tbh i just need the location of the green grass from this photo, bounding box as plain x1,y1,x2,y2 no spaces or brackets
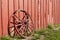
0,36,14,40
31,24,60,40
1,24,60,40
0,36,24,40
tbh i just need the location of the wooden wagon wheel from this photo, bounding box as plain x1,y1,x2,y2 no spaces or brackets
8,10,34,37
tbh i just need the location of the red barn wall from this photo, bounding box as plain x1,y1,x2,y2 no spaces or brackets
0,0,60,36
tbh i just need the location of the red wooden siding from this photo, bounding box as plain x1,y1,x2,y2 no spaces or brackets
0,0,2,37
0,0,60,36
54,0,60,24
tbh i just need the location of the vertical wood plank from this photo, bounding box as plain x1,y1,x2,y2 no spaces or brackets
19,0,24,10
55,0,57,24
49,0,53,24
14,0,18,11
0,0,2,37
38,0,41,29
28,0,32,17
9,0,14,17
34,0,36,30
35,0,39,30
19,0,24,19
32,0,36,30
43,0,47,28
52,0,55,23
54,0,57,24
47,0,49,25
44,0,49,28
24,0,28,11
40,0,44,29
2,0,8,36
56,0,60,24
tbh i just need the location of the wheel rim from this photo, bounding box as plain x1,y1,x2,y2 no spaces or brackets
8,10,34,37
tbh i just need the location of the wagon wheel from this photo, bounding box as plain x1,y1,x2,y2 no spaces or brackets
8,10,34,37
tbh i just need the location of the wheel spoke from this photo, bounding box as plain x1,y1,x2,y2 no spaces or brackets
14,15,21,20
10,22,14,24
10,29,14,33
